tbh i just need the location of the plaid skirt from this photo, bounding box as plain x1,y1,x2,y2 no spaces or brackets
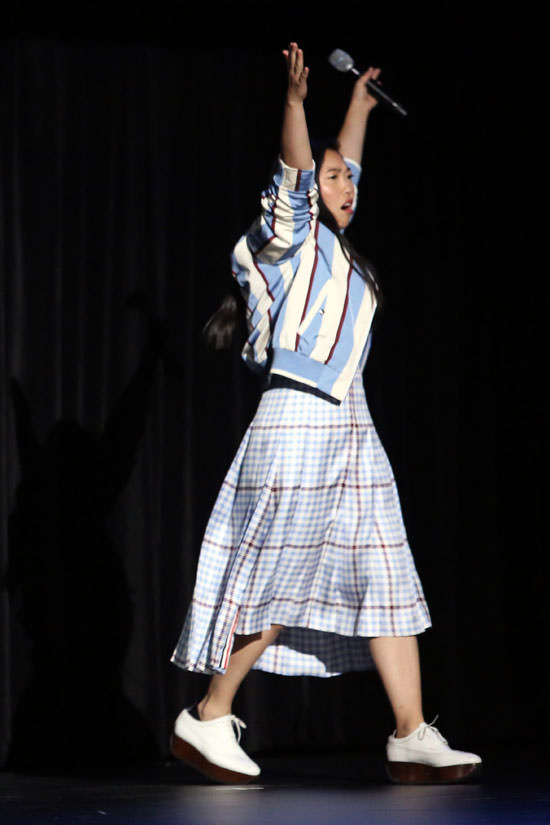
171,370,431,677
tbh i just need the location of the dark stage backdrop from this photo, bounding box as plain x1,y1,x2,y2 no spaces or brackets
0,6,544,768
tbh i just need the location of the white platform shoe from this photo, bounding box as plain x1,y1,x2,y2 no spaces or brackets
386,720,482,784
170,708,261,783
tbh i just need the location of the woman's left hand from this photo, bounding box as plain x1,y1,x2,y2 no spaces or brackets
351,67,382,111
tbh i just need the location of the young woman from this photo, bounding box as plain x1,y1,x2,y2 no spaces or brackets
170,43,481,785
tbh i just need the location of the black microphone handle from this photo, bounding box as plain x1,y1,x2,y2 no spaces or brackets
365,77,408,117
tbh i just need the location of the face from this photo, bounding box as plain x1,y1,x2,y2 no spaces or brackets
318,149,355,230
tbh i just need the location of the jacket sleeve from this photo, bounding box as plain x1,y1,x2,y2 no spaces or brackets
230,160,318,372
245,158,318,265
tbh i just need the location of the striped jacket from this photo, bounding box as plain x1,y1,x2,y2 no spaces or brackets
231,157,377,404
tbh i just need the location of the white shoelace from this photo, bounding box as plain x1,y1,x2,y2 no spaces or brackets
418,715,448,745
228,715,247,742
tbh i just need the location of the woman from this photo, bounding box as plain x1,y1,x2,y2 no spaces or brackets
170,43,481,785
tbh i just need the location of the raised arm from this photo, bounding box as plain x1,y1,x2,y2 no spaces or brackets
280,43,313,170
235,43,319,271
337,67,381,165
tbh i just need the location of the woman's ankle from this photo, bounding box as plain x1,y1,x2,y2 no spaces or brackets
197,696,232,721
395,716,425,738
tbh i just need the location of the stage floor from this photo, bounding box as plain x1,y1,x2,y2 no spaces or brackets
1,748,549,825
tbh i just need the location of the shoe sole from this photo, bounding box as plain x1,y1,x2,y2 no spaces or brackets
170,734,259,784
386,760,482,784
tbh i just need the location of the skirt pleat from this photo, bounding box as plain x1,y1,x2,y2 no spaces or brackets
171,371,431,677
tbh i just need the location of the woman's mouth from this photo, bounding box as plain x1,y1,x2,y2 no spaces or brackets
341,200,353,212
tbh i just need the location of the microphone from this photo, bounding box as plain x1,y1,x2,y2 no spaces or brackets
328,49,408,117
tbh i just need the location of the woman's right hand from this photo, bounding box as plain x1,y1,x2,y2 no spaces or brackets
280,42,313,169
282,42,309,104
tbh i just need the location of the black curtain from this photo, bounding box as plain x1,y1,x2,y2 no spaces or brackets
1,6,545,768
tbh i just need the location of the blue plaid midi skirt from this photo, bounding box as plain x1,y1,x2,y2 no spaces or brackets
171,370,431,677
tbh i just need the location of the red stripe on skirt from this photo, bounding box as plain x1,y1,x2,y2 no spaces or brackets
221,610,241,670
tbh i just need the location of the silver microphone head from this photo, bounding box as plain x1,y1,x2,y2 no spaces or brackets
328,49,355,73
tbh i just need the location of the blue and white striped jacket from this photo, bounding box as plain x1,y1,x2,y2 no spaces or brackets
231,157,377,404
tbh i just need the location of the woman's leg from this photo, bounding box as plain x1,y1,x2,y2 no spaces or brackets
368,635,424,737
370,634,482,783
172,626,284,782
197,625,283,720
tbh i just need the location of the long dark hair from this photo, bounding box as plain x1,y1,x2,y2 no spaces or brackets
311,138,380,300
203,142,380,350
202,291,242,351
